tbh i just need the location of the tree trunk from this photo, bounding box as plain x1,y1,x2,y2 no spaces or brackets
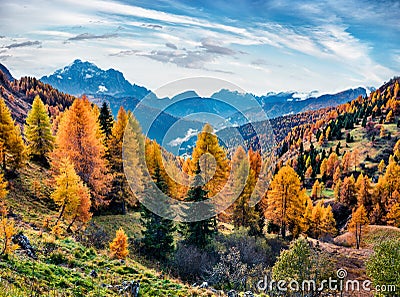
66,215,77,233
55,203,66,225
281,222,286,239
121,199,126,215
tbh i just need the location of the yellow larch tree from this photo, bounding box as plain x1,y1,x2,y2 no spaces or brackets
51,158,92,230
191,124,229,197
265,165,308,238
109,227,129,259
0,216,17,256
0,173,7,215
24,95,55,162
356,174,372,210
348,205,369,249
378,159,386,175
386,203,400,227
0,96,26,171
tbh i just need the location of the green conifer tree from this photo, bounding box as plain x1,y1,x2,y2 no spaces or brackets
184,164,216,248
98,102,114,140
141,164,176,261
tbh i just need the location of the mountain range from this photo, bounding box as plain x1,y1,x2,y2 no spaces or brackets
41,60,370,121
1,60,374,155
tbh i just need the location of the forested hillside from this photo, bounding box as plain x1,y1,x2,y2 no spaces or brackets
0,73,399,296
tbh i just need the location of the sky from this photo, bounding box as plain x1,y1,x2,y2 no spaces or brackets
0,0,399,95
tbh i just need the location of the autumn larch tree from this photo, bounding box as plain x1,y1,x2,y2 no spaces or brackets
356,173,372,210
326,152,339,180
52,97,111,207
311,180,324,200
231,147,260,234
265,165,308,238
109,227,129,259
0,173,7,216
321,205,337,238
352,148,360,172
333,166,341,186
191,124,229,197
378,159,385,175
0,216,16,256
24,95,55,164
108,106,137,213
51,158,92,231
386,203,400,227
342,151,352,175
0,96,26,171
340,175,357,206
348,205,369,249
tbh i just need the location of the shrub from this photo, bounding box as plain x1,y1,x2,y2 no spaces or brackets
76,222,110,249
47,250,67,265
172,243,217,281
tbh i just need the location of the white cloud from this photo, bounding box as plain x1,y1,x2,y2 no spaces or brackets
0,0,396,96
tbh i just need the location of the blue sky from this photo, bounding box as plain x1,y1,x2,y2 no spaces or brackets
0,0,398,95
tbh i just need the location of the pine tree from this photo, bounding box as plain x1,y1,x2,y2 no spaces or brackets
98,102,114,139
51,158,92,230
24,95,54,163
52,97,111,207
184,167,216,248
265,165,308,238
348,205,369,249
109,228,129,259
0,96,26,171
141,164,176,262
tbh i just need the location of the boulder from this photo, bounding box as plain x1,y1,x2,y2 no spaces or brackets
227,290,238,297
12,232,37,259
